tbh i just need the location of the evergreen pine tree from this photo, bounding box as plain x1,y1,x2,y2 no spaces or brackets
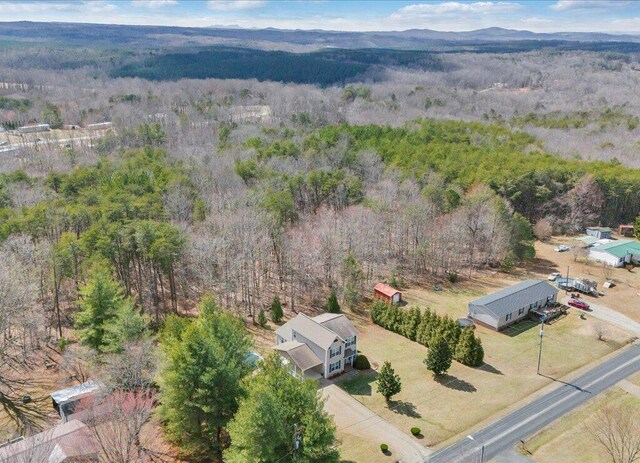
376,361,402,402
74,267,125,352
325,289,341,313
258,309,268,328
424,336,452,376
270,295,284,323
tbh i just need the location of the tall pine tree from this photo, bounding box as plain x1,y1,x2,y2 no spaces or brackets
224,354,339,463
424,336,452,377
157,295,251,460
74,267,126,352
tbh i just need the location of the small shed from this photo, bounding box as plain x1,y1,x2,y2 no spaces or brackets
619,225,634,237
373,283,402,304
50,380,104,422
586,227,612,240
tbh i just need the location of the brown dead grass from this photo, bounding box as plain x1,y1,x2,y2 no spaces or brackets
523,387,640,463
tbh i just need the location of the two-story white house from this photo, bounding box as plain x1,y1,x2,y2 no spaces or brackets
274,313,358,380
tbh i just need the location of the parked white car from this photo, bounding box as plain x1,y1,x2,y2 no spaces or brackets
554,245,570,252
548,272,562,281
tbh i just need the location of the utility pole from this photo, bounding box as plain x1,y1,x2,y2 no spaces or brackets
467,435,485,463
537,317,545,375
565,265,570,295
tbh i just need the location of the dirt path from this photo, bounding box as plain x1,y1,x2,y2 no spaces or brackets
618,379,640,397
321,384,431,463
560,296,640,337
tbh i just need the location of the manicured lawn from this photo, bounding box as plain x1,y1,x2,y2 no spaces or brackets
339,308,631,449
523,387,640,463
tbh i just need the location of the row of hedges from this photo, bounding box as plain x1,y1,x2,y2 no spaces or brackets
370,301,484,367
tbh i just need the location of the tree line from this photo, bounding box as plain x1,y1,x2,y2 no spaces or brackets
371,300,484,368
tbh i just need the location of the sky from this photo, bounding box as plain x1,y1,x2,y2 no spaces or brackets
1,0,639,34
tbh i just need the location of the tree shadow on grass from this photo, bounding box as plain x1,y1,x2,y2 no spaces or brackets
389,399,422,418
435,374,477,392
339,371,378,396
481,363,503,375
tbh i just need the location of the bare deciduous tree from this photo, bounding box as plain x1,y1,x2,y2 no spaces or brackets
587,403,640,463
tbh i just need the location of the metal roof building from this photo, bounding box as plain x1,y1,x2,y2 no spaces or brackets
468,280,558,331
589,239,640,267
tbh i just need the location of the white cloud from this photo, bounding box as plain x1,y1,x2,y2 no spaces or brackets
1,1,117,14
550,1,626,11
132,0,178,8
391,1,520,18
207,0,266,11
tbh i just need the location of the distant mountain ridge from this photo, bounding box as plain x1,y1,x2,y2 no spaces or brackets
1,21,639,50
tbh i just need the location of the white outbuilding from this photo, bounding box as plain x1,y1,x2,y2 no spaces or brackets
588,239,640,267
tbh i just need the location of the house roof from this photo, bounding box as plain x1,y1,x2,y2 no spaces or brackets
313,313,358,340
591,239,640,258
469,280,558,318
274,341,323,371
0,420,98,463
275,313,340,349
374,283,400,297
50,380,103,406
587,227,612,232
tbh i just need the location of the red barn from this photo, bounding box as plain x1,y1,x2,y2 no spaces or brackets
374,283,402,304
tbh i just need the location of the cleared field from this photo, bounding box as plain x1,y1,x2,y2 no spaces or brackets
524,387,640,463
338,307,630,449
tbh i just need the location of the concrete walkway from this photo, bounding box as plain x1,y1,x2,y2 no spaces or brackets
560,295,640,337
321,384,431,463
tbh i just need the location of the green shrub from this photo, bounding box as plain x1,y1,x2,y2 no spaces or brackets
353,354,371,370
447,271,458,283
257,309,268,328
411,427,421,436
380,444,388,453
57,336,71,352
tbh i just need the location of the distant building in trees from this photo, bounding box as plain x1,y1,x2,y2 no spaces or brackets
588,239,640,267
586,227,612,240
18,123,50,134
618,224,634,237
373,283,402,304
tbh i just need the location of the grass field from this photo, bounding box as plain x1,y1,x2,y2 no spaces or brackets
337,306,630,449
523,387,640,463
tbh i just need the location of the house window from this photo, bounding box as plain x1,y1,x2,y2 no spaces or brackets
329,360,341,373
345,337,356,348
506,313,512,321
329,346,342,358
519,308,526,316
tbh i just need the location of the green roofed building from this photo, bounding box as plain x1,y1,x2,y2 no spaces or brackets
588,239,640,267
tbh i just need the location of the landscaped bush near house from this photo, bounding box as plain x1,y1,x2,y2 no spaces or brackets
370,300,484,367
411,427,421,436
380,443,388,453
353,354,371,370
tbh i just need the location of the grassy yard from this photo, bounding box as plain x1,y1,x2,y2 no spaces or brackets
338,307,631,449
523,387,640,463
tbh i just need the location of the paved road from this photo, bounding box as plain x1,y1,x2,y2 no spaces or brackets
560,295,640,337
321,384,432,463
427,344,640,463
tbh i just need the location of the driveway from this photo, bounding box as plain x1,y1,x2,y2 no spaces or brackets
560,295,640,337
321,384,431,463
